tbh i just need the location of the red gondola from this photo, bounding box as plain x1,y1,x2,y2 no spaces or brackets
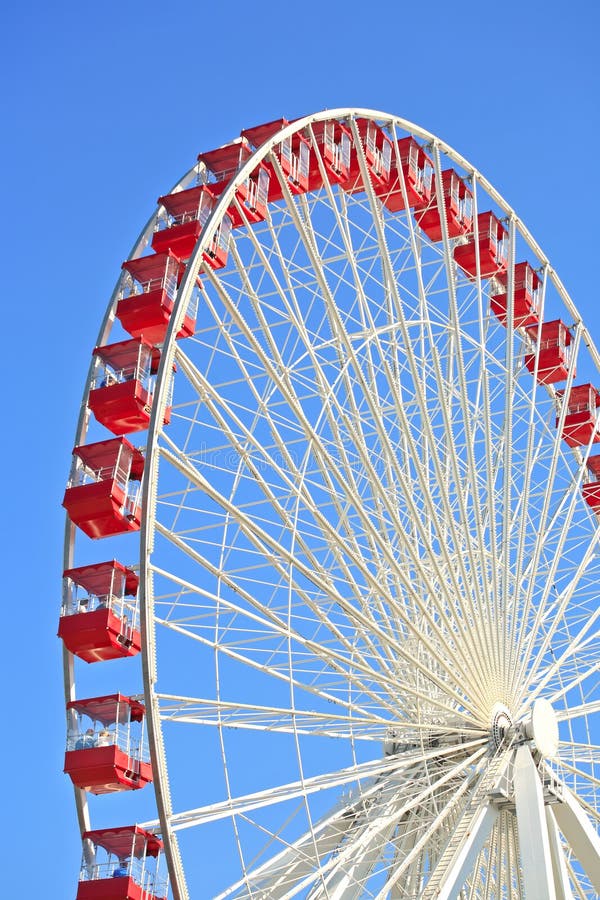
524,320,573,384
339,118,392,194
59,561,141,663
77,826,167,900
453,211,507,279
491,262,541,328
88,339,170,434
152,184,232,268
198,138,270,227
242,118,311,202
415,168,472,241
556,384,600,448
62,437,144,539
582,455,600,513
375,137,433,212
65,694,153,795
117,251,197,344
307,120,352,190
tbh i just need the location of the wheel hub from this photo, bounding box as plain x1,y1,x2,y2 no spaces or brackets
489,699,559,758
490,703,513,751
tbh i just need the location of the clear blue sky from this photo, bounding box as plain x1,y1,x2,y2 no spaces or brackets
1,1,598,896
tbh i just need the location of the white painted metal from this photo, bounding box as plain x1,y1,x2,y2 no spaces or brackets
553,788,600,894
545,807,575,900
424,803,498,900
514,745,556,900
63,109,600,898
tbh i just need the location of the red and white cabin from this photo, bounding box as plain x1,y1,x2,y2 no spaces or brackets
198,138,270,227
242,117,311,202
62,437,144,539
524,319,573,385
491,262,541,329
65,694,153,795
582,455,600,514
555,383,600,448
453,211,507,279
88,339,170,435
117,251,197,344
339,118,393,194
151,184,232,268
415,168,472,241
307,120,352,190
375,137,433,213
77,826,167,900
59,561,141,663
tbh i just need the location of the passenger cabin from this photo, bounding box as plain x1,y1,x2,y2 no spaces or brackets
77,826,167,900
198,138,270,227
117,251,197,344
453,211,507,279
62,437,144,539
555,384,600,448
582,455,600,514
415,168,472,241
242,118,311,202
524,320,573,384
151,184,232,268
65,694,152,794
339,119,392,194
491,262,541,328
88,339,170,434
375,137,433,212
59,561,141,663
307,120,352,190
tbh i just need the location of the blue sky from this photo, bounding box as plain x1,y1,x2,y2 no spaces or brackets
1,1,598,896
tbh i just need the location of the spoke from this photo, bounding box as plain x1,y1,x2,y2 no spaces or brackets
158,438,482,721
526,617,600,709
508,262,550,683
163,740,485,833
152,529,480,726
174,340,473,689
187,255,487,700
151,556,406,720
515,517,600,712
557,701,600,722
157,692,391,738
214,773,395,899
309,744,489,900
509,325,585,699
157,691,483,740
352,132,500,703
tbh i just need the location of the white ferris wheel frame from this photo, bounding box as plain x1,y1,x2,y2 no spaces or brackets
63,108,600,900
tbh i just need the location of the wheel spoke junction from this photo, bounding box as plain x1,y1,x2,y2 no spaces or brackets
61,111,600,898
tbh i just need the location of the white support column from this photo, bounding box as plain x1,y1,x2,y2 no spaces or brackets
545,807,574,900
552,785,600,894
513,745,556,900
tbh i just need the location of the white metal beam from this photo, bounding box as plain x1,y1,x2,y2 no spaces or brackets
428,802,499,900
513,745,556,900
545,807,574,900
553,785,600,894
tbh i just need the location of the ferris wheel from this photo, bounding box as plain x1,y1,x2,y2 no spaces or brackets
61,108,600,899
